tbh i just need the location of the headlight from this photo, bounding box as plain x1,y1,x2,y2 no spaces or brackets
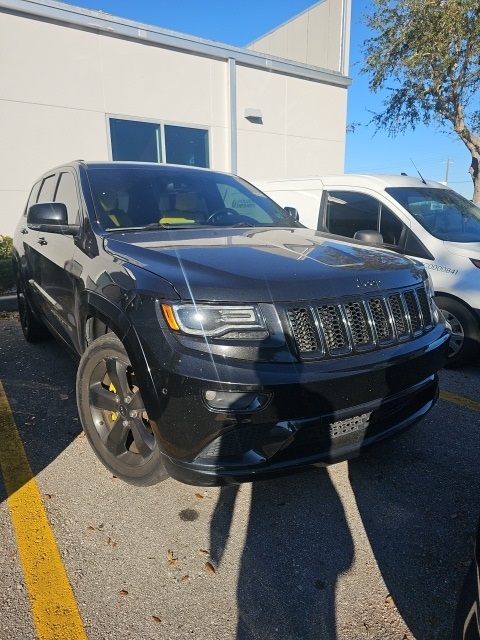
424,272,442,325
161,303,268,339
424,271,435,299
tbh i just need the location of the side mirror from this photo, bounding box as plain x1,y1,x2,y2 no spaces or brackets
27,202,79,235
353,229,384,245
284,206,299,221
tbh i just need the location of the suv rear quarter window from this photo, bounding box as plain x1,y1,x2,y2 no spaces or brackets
37,174,57,204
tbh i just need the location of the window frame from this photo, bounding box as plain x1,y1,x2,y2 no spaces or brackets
107,115,211,168
54,170,82,225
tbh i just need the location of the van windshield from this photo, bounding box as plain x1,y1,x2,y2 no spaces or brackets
386,187,480,243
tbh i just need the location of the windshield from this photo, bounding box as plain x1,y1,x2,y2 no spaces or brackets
86,166,299,231
386,186,480,243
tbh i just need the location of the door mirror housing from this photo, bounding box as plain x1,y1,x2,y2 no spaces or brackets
27,202,79,235
284,206,299,221
353,229,384,245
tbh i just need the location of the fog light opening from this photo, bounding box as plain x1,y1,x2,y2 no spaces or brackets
202,390,272,413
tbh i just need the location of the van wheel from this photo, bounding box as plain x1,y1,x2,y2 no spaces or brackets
76,334,168,486
435,296,480,368
17,279,50,342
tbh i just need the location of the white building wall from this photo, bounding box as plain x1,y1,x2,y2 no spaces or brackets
0,1,350,236
0,11,232,236
235,65,346,181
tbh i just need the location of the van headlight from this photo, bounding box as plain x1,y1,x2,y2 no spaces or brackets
160,303,268,339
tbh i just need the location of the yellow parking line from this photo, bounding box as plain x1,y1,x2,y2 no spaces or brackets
440,389,480,413
0,381,87,640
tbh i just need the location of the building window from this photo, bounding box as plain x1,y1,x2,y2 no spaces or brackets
109,118,209,167
164,125,209,167
110,119,161,163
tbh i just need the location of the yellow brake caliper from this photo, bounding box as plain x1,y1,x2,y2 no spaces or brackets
109,383,118,421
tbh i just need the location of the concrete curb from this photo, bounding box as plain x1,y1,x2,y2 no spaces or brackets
0,294,18,312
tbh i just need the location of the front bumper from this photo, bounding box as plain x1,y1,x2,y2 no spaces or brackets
145,324,449,485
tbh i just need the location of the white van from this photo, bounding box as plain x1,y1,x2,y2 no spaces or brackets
254,174,480,366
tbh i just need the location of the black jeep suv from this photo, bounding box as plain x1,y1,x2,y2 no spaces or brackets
13,161,449,486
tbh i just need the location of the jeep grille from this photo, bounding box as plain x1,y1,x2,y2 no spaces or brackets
287,285,434,360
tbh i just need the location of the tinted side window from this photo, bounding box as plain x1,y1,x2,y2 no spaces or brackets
37,174,57,204
326,190,405,247
326,191,379,237
54,172,80,224
379,207,405,246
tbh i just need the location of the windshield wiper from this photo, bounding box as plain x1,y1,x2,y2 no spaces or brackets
104,222,168,232
230,222,255,228
140,222,169,230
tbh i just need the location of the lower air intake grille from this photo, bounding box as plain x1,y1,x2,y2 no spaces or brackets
287,284,434,360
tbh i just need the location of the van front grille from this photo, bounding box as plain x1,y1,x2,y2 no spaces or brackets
287,285,434,360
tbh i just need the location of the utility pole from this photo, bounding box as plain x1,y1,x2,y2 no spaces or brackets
444,157,452,185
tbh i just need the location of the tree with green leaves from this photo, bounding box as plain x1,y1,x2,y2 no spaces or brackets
361,0,480,201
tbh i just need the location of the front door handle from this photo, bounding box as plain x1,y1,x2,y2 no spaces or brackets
38,237,47,246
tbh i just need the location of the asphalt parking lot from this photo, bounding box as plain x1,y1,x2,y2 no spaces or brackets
0,310,479,640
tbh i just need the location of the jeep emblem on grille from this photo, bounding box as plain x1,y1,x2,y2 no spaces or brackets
356,278,382,290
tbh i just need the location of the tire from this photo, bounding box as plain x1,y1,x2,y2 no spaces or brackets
76,334,168,486
17,278,50,342
435,296,480,368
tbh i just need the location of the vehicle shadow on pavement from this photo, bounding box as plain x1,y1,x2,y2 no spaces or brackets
0,317,81,502
348,402,480,640
210,469,353,639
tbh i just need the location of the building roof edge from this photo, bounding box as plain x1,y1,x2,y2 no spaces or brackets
0,0,351,87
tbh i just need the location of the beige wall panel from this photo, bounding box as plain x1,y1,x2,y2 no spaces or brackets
0,100,108,235
285,137,345,176
285,76,347,141
249,27,288,58
236,131,287,180
248,0,343,71
283,13,309,64
237,131,344,182
0,191,28,237
99,37,228,127
208,126,230,170
305,5,332,69
324,0,343,71
0,12,104,111
236,66,286,134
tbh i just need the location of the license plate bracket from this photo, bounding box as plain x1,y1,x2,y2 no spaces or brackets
329,412,372,439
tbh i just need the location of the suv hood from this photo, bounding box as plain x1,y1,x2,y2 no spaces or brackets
105,227,423,302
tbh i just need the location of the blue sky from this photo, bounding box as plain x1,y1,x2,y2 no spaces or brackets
64,0,474,199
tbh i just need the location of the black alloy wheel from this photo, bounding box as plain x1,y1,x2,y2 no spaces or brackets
76,334,167,486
